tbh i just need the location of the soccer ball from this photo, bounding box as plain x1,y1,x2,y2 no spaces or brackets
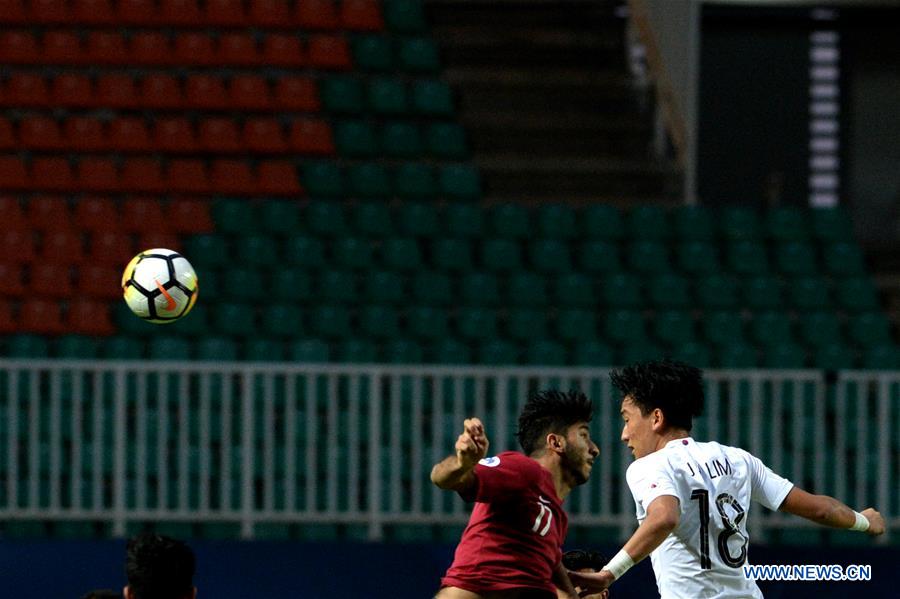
121,248,198,323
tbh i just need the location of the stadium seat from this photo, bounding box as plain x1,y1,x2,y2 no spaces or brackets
834,277,880,312
741,276,783,311
227,268,267,302
244,118,288,153
717,343,758,368
284,236,325,268
55,334,100,359
383,339,424,363
87,231,133,266
719,207,761,240
122,198,167,234
536,205,577,239
0,31,38,63
582,204,623,240
504,308,546,340
67,299,114,336
353,202,394,237
766,207,810,241
262,33,305,67
211,303,256,337
672,206,715,240
289,339,330,362
394,163,437,198
676,241,719,275
319,271,357,304
477,340,519,365
411,80,454,116
260,305,304,339
695,274,739,310
5,73,49,107
506,272,548,307
196,337,239,361
199,118,241,152
701,311,745,347
862,345,899,369
799,312,843,348
814,344,857,370
488,204,530,238
671,341,712,367
310,305,352,339
823,242,865,275
273,77,319,111
381,121,424,158
360,306,401,338
529,240,571,274
459,272,500,307
29,263,72,298
444,204,484,238
847,312,892,348
148,336,192,361
306,201,347,236
0,263,25,298
573,340,615,366
86,31,127,65
398,37,440,72
321,76,364,113
32,158,74,191
19,116,64,150
301,161,344,197
27,195,70,231
604,310,646,344
41,231,84,265
426,122,468,159
787,276,831,310
480,239,522,272
353,35,392,71
75,264,121,300
348,163,392,198
749,311,794,347
811,208,853,242
290,119,334,155
620,342,665,364
335,120,378,157
397,202,438,237
525,340,567,366
5,334,50,357
245,339,285,362
271,269,313,303
601,273,642,309
626,205,667,240
577,241,621,274
430,339,472,364
20,299,65,335
553,272,595,308
726,241,769,275
333,237,374,270
627,241,669,273
365,270,405,305
439,164,481,201
131,32,169,65
456,308,498,340
775,242,818,275
647,274,691,309
406,305,450,339
761,343,807,369
184,235,229,268
653,310,695,346
555,309,597,342
430,238,473,272
384,0,428,32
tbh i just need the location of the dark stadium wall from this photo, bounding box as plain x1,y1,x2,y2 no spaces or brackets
6,539,899,598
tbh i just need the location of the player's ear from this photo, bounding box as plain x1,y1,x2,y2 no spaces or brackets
546,432,565,454
651,408,666,432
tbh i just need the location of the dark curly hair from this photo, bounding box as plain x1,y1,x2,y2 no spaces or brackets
610,359,704,432
516,390,593,456
126,533,195,599
562,549,609,571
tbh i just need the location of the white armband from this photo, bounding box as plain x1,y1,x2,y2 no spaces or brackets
602,549,635,580
850,511,870,532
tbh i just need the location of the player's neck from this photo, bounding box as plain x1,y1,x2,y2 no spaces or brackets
533,454,571,500
654,429,691,453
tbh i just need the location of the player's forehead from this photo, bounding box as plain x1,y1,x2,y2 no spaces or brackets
620,394,639,413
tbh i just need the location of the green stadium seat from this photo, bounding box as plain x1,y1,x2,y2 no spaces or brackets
365,270,405,304
506,271,548,307
726,241,769,275
670,341,712,367
334,120,378,158
626,205,667,239
352,35,393,71
380,238,423,271
337,339,377,363
260,304,304,338
367,77,409,115
245,339,285,362
148,336,192,360
813,344,857,370
333,237,374,270
762,343,807,369
742,276,784,311
823,242,866,275
398,202,439,237
847,312,892,348
582,204,623,240
411,80,454,116
862,345,899,369
719,207,761,240
289,339,330,362
211,303,256,337
506,308,547,340
100,336,144,359
385,0,428,32
411,271,453,305
525,340,567,366
439,164,481,201
242,235,278,267
695,274,739,309
537,205,577,239
701,311,745,347
775,242,818,276
604,310,646,344
301,161,345,197
353,202,394,237
271,269,313,303
529,240,571,273
320,271,357,303
811,208,853,242
477,340,519,365
55,335,99,359
394,163,437,198
672,206,715,240
647,274,691,309
431,339,473,364
766,207,810,241
602,273,642,309
320,77,365,113
212,199,256,234
381,121,423,158
675,241,719,275
444,204,484,238
717,343,758,368
406,305,450,339
799,312,842,348
195,270,219,300
431,239,473,272
426,122,468,159
225,267,266,302
456,308,498,340
348,163,391,198
750,311,794,346
556,309,598,341
788,276,831,310
479,240,520,273
5,334,50,358
383,339,424,363
460,272,501,306
554,272,595,308
309,306,352,338
573,341,615,366
834,277,879,312
398,38,440,72
196,337,239,361
620,342,665,364
627,241,670,273
489,204,531,238
284,236,326,268
360,306,401,338
578,241,621,274
184,235,229,268
653,311,695,346
259,200,302,235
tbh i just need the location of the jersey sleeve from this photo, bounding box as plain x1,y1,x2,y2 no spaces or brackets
459,453,536,503
746,451,794,510
626,458,679,519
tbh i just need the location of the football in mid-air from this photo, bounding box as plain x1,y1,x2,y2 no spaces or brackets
121,248,198,323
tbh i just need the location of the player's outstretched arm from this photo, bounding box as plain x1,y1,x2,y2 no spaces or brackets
568,495,680,594
430,418,489,493
778,487,885,535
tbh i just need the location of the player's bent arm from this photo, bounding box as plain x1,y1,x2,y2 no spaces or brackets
620,495,681,564
552,560,579,599
430,454,477,494
778,487,885,535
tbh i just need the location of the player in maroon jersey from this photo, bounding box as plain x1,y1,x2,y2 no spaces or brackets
430,390,599,599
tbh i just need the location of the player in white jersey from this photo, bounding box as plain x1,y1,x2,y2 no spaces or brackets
569,359,885,599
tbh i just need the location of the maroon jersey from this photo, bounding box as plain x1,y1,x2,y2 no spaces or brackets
440,451,568,597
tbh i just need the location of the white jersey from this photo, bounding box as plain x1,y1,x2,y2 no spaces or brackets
626,437,793,599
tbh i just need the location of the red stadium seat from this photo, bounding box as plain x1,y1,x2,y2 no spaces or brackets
204,0,246,26
131,32,170,66
4,73,49,106
20,298,66,335
341,0,384,30
174,33,216,66
29,263,73,298
76,158,120,192
74,196,119,232
28,195,71,231
0,117,15,149
0,31,39,63
40,230,84,265
75,264,122,300
210,159,255,194
43,31,82,64
289,118,334,154
218,33,259,66
154,117,197,152
262,34,305,67
121,198,167,233
307,35,351,70
0,157,29,189
96,73,139,108
121,158,165,193
161,0,203,26
0,300,17,334
0,0,27,24
137,231,180,252
249,0,290,27
108,117,151,151
167,160,210,193
88,231,134,266
51,73,93,107
140,74,183,109
19,115,64,149
0,263,26,298
185,74,228,109
0,196,26,230
228,75,272,110
32,158,74,191
244,118,287,153
86,31,127,65
0,230,36,263
73,0,116,24
67,298,115,335
258,160,301,195
30,0,71,23
273,77,319,111
296,0,339,29
168,198,213,233
198,118,242,152
64,117,106,150
116,0,158,24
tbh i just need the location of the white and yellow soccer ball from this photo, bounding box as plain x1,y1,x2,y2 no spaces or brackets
121,248,198,323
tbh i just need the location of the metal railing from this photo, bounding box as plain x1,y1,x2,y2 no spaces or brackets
0,360,897,542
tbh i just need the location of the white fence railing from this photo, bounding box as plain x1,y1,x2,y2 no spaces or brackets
0,361,897,542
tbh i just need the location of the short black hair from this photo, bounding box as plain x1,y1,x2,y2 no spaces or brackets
516,390,593,456
126,533,195,599
81,591,121,599
562,549,609,571
610,359,704,431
